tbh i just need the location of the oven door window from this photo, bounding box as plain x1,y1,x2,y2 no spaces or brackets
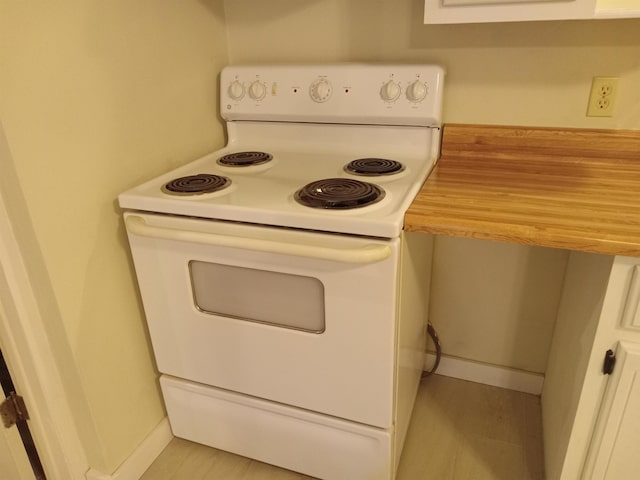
189,261,325,333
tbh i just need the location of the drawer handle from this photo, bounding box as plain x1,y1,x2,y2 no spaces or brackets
125,215,391,264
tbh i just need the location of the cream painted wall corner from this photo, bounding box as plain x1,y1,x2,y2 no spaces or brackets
85,419,172,480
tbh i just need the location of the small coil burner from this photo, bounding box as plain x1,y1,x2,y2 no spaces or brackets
217,151,273,167
162,174,231,196
345,158,405,176
294,178,385,210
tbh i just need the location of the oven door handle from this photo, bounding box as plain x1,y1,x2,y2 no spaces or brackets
125,215,391,264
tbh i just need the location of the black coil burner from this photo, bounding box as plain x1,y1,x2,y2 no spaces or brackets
162,174,231,195
294,178,385,210
217,151,273,167
345,158,405,176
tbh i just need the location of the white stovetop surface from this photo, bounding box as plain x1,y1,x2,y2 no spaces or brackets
119,122,438,238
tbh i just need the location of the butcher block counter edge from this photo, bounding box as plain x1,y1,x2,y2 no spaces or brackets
405,124,640,257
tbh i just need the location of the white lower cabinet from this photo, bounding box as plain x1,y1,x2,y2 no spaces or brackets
543,254,640,479
583,341,640,479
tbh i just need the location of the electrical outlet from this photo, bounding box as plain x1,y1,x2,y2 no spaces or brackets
587,77,619,117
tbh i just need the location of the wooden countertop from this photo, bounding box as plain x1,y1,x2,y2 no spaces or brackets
405,124,640,257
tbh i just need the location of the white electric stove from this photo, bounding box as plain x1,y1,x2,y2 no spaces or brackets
120,64,444,480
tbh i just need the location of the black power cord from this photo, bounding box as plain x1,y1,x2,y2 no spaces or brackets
422,322,442,378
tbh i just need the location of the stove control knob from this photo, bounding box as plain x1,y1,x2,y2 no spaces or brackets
309,78,332,103
227,80,245,101
248,80,267,101
406,80,428,103
380,80,401,102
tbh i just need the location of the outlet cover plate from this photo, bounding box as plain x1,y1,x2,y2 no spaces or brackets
587,76,619,117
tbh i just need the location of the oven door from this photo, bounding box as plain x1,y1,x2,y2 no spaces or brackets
124,212,400,429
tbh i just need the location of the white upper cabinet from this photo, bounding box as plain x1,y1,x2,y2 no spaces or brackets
424,0,640,23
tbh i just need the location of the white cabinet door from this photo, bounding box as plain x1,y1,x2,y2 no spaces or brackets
583,341,640,479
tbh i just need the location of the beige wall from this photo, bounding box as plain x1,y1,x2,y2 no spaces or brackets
430,237,568,372
223,0,640,373
0,0,228,473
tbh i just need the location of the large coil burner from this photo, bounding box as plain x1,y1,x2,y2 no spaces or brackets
294,178,385,210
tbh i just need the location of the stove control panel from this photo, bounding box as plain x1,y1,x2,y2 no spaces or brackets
221,64,444,127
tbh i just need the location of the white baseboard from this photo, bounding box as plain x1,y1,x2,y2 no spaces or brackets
85,417,173,480
425,353,544,395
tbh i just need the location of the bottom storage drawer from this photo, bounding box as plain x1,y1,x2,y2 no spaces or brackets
161,375,394,480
